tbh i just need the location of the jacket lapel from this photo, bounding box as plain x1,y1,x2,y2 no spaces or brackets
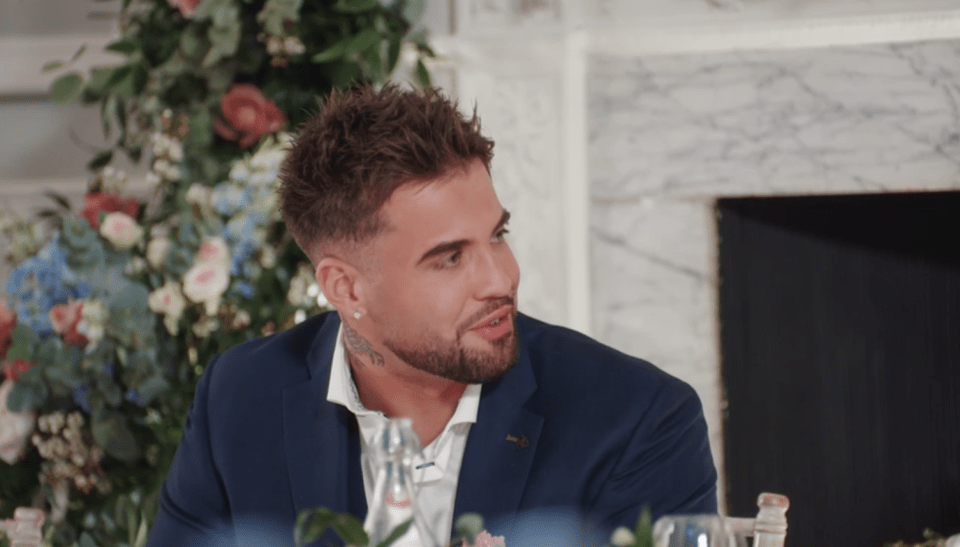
453,332,544,527
283,314,367,520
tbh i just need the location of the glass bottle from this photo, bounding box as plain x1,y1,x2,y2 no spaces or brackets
363,418,441,547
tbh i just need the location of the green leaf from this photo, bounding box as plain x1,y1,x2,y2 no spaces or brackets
106,39,139,55
87,150,114,171
42,190,71,211
334,0,379,13
633,506,653,547
11,324,40,350
312,40,348,63
454,513,484,545
294,508,336,546
42,61,65,72
363,44,384,83
70,44,87,62
100,96,114,138
179,29,206,59
91,410,141,462
346,29,381,56
331,513,368,546
78,531,98,547
414,59,431,87
331,61,361,89
374,519,412,547
7,368,48,412
86,67,117,96
49,72,85,104
386,37,401,74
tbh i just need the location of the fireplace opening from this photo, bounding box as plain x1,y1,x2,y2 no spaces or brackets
717,191,960,547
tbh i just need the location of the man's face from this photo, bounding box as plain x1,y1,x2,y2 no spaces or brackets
361,158,521,384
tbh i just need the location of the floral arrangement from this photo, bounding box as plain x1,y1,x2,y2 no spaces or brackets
0,0,434,544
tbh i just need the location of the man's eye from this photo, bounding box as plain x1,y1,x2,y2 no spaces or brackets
493,228,510,243
440,251,462,268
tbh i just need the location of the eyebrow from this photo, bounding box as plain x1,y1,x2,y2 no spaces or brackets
417,209,511,266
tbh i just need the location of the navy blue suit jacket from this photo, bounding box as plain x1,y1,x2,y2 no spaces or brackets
146,312,717,546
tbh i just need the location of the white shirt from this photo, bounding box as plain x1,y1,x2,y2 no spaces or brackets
326,325,481,546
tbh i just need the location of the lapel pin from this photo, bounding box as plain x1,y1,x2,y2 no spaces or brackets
505,433,530,449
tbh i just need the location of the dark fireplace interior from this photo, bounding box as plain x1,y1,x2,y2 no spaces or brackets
717,191,960,547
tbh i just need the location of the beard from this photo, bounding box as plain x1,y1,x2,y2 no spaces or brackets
382,304,520,384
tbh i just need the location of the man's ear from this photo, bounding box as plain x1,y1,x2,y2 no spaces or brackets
316,256,365,314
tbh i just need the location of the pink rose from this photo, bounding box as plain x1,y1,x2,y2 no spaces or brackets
214,84,286,149
0,303,15,362
168,0,201,17
80,192,140,230
2,359,34,383
463,531,506,547
48,301,88,348
99,212,144,250
195,237,230,266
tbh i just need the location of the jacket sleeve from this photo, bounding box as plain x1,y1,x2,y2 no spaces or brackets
589,378,719,531
146,355,236,547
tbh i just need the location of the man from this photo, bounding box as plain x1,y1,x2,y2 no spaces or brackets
146,86,717,547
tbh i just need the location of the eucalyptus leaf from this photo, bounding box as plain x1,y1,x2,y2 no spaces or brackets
106,39,139,55
91,410,141,462
414,59,430,86
331,513,368,546
49,72,85,104
312,41,348,63
71,44,87,62
454,513,484,545
42,61,66,72
346,29,381,56
334,0,379,13
294,508,336,546
7,373,48,412
42,190,72,211
386,36,401,74
87,150,114,171
79,531,98,547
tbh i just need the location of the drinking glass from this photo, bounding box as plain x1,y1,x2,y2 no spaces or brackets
653,515,745,547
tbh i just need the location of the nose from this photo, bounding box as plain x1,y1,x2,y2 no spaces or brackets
474,244,519,300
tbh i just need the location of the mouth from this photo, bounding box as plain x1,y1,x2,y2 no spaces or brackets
469,306,514,340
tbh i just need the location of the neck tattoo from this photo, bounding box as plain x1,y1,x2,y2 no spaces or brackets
343,321,385,367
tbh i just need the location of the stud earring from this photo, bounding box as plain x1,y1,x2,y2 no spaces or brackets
353,310,362,319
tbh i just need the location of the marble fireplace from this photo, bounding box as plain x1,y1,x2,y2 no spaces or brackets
445,2,960,510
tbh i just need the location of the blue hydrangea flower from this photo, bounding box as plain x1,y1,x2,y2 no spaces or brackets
236,281,254,299
211,184,249,216
6,235,91,335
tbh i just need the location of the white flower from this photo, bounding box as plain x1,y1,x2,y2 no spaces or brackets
610,527,635,547
284,36,306,55
146,237,171,270
258,245,277,268
125,256,147,275
148,282,187,335
192,317,220,338
286,263,315,306
99,212,144,250
250,148,287,174
167,140,184,162
266,35,284,55
194,236,230,266
0,379,36,465
77,299,108,346
185,183,212,207
229,163,251,183
153,158,171,175
183,261,229,315
145,172,163,187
